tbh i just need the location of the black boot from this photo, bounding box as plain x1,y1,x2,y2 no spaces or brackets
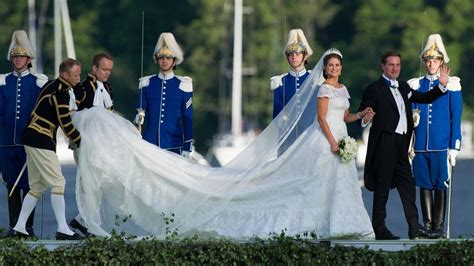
419,188,433,233
0,188,23,238
7,188,22,228
431,189,447,239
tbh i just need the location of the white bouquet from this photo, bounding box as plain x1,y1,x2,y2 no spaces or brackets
338,136,358,163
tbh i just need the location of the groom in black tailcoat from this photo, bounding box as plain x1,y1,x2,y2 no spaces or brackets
358,51,449,240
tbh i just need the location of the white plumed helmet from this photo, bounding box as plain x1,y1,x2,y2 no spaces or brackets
153,32,184,65
284,29,313,58
421,34,449,63
7,30,36,60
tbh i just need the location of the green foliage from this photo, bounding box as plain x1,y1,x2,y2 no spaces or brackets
161,212,179,240
0,235,472,264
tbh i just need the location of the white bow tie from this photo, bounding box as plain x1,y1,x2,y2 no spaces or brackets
390,80,399,89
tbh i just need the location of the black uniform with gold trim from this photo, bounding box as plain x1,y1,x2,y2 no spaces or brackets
79,73,113,110
22,76,84,151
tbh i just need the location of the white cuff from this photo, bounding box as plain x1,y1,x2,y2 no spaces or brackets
438,84,448,93
361,119,370,128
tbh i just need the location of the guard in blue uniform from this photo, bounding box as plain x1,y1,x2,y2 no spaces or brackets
271,29,314,155
0,30,47,238
271,29,313,118
135,33,193,156
408,34,462,238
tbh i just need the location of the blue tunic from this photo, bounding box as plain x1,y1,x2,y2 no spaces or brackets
271,68,310,118
136,72,193,154
0,70,46,188
408,75,462,189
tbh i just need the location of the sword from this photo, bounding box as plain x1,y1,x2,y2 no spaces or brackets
137,11,145,134
447,164,453,239
8,162,27,197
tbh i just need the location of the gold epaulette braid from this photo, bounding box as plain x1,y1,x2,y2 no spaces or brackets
28,113,57,139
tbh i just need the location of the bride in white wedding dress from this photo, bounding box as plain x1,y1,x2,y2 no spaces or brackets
72,48,374,239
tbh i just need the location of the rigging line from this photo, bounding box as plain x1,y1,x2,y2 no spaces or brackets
140,11,145,108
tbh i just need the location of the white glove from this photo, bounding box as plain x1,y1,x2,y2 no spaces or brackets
134,110,145,125
181,151,191,158
448,149,459,167
409,148,415,160
412,108,420,128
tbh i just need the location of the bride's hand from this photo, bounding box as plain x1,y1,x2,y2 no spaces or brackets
330,142,339,154
358,107,370,117
357,107,374,119
362,112,375,124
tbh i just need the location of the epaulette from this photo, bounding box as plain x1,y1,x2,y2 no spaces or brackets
33,73,49,88
138,74,156,89
447,76,461,91
270,73,287,90
177,75,193,92
407,77,422,90
0,73,9,86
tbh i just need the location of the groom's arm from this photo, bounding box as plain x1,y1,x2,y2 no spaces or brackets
358,85,376,127
404,82,446,104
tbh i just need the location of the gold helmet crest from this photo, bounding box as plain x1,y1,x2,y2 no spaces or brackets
10,45,30,57
153,33,184,65
285,42,307,55
157,46,174,59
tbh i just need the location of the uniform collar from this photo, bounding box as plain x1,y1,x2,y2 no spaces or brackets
87,72,109,86
288,68,307,77
158,71,175,80
13,69,30,77
87,73,98,82
58,76,74,89
425,73,440,81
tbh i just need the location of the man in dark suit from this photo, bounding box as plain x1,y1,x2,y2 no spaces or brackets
78,52,114,110
12,58,84,240
358,51,449,240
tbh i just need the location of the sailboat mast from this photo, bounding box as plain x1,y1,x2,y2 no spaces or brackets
231,0,243,138
54,0,61,76
54,0,76,76
28,0,37,71
59,0,76,59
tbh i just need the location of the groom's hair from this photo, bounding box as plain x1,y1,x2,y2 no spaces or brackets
381,51,401,65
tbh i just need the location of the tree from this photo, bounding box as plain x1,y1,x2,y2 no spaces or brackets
444,0,474,120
